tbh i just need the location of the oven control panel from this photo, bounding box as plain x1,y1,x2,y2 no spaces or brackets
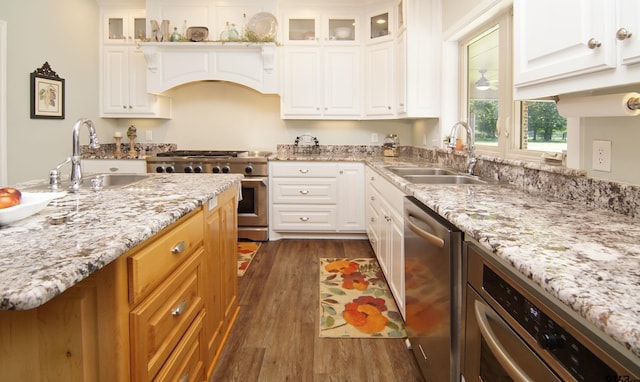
483,266,617,381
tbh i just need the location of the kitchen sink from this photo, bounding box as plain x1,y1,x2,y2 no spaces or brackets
402,174,487,185
23,173,151,191
388,167,458,176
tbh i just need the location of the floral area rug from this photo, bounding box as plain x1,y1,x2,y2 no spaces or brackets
237,241,261,277
319,258,406,338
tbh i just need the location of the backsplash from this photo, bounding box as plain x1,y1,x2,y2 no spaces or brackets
277,144,640,220
81,143,177,159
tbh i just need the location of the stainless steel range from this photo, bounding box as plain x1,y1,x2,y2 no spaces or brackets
146,150,271,241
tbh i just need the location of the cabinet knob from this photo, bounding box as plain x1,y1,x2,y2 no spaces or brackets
299,168,309,174
300,216,310,222
587,38,602,49
171,241,187,254
171,300,187,317
616,28,633,40
299,189,310,195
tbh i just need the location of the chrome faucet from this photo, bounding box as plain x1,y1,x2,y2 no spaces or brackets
448,121,477,176
69,118,100,191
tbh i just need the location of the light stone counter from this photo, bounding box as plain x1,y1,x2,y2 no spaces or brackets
272,149,640,366
0,173,242,311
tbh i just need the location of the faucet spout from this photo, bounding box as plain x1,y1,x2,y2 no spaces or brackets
448,121,476,175
69,118,100,191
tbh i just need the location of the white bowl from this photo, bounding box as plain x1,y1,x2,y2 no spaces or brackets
0,192,66,225
335,27,352,39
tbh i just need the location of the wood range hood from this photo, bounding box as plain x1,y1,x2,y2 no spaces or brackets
139,42,278,95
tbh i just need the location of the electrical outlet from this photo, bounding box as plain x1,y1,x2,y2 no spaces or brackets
146,130,153,141
592,140,611,172
371,133,379,143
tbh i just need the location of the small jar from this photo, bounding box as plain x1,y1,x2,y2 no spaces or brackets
383,134,399,157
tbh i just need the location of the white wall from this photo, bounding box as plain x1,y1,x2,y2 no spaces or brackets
1,0,118,185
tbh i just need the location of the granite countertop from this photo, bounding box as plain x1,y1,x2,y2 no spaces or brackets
0,173,243,311
272,152,640,365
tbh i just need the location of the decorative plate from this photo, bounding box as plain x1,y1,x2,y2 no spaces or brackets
247,12,278,40
186,26,209,42
0,192,66,225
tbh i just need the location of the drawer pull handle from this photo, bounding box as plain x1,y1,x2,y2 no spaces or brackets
300,216,310,222
299,169,309,174
300,190,310,195
171,241,187,254
171,300,187,317
179,373,189,382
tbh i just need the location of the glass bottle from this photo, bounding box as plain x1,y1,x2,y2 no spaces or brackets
228,23,239,41
383,134,400,157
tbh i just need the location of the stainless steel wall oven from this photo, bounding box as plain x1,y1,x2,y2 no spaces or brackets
464,243,640,382
146,150,270,241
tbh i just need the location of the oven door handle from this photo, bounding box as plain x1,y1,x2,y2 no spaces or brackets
242,177,267,187
474,300,534,382
405,213,445,248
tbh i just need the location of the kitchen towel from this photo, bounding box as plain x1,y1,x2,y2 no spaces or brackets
556,92,640,117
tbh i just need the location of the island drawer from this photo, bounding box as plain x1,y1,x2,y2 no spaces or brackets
130,248,204,381
128,211,204,304
154,310,205,382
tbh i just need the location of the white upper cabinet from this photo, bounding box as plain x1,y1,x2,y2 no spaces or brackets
365,41,395,117
281,46,362,119
617,0,640,66
367,7,393,44
103,9,146,44
283,12,360,44
514,0,640,99
99,8,172,118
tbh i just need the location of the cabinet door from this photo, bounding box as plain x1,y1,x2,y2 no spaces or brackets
129,46,156,113
102,46,129,114
281,47,322,117
365,41,395,116
388,208,405,318
284,14,319,43
618,0,640,65
368,9,392,43
514,0,615,86
396,31,407,114
337,163,365,232
323,47,362,117
103,10,146,45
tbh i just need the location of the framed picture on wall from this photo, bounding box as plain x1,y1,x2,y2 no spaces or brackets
30,62,65,119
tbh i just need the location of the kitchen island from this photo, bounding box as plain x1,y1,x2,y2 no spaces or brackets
0,173,242,381
272,147,640,375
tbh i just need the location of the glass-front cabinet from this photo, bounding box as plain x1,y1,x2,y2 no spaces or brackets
103,9,146,44
368,9,392,42
284,13,359,43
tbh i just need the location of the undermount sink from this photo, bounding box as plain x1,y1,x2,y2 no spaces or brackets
388,167,458,176
85,173,151,189
24,173,151,192
402,174,487,185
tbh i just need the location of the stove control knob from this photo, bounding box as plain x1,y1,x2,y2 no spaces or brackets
165,165,175,173
184,165,193,173
194,165,203,173
155,166,165,173
222,165,231,173
536,332,564,350
212,165,221,173
245,165,253,174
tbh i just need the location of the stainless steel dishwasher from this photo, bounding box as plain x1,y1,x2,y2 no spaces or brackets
404,196,463,382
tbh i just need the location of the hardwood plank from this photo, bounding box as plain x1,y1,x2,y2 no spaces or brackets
210,239,425,382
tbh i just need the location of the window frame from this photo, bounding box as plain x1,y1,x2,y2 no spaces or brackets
458,8,562,163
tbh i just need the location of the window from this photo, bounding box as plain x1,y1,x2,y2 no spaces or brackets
461,11,567,157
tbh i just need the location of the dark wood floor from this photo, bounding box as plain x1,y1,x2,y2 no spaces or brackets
210,239,425,382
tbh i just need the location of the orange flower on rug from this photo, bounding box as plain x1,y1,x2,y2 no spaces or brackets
237,241,261,277
320,258,406,338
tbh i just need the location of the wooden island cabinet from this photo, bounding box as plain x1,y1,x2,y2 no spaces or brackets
0,186,238,382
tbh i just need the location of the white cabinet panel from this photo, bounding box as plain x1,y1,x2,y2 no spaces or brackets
515,0,616,86
365,41,394,116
